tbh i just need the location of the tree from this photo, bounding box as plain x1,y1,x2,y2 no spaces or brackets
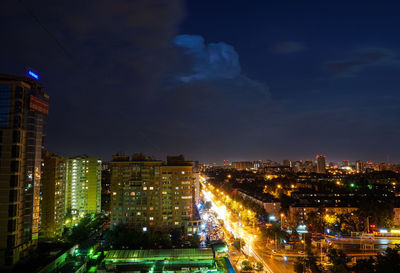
187,234,200,248
233,238,245,251
326,249,349,273
306,211,324,233
352,257,375,273
264,224,289,244
241,260,253,271
294,257,305,273
357,199,394,231
254,261,263,271
375,246,400,273
293,249,322,273
279,193,294,215
170,228,184,247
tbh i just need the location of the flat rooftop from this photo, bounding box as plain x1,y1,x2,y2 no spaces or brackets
104,248,214,261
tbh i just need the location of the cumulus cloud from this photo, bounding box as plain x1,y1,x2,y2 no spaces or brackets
325,48,396,75
174,34,241,82
272,42,305,54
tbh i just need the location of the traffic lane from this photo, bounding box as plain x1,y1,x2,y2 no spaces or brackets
253,242,295,273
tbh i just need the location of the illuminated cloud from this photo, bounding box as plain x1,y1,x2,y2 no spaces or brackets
174,34,241,82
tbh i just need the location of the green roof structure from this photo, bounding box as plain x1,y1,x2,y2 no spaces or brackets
104,248,218,272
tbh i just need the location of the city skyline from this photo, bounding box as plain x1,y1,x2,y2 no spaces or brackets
1,0,400,163
2,1,400,272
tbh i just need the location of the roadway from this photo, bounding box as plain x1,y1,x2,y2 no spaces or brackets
201,185,295,273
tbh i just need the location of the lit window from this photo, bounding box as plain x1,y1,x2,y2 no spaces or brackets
149,187,154,190
149,217,154,220
143,187,147,190
113,192,117,196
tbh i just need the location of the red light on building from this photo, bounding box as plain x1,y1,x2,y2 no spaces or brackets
29,95,49,115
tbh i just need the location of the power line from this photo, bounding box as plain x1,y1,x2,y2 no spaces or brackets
17,0,75,62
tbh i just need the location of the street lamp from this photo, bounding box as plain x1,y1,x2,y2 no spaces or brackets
301,240,306,272
281,213,284,230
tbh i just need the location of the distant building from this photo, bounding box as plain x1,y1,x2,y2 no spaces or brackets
316,155,326,174
236,190,281,218
282,159,292,167
232,161,253,170
65,156,101,217
293,161,303,172
341,160,350,168
40,152,66,239
0,74,49,266
110,154,200,234
253,160,263,170
304,160,314,173
289,205,358,225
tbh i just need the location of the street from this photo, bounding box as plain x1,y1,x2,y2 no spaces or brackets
201,183,295,273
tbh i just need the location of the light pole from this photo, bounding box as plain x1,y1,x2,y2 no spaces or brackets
301,240,306,273
281,213,284,230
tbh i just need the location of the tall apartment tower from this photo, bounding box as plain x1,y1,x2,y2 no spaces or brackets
316,155,326,174
282,160,292,167
110,154,201,234
304,160,314,173
0,74,49,266
40,152,66,238
292,161,303,172
355,160,364,173
65,156,101,217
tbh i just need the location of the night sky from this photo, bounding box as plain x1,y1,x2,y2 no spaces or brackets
1,0,400,163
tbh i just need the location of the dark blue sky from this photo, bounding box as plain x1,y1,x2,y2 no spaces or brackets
1,0,400,163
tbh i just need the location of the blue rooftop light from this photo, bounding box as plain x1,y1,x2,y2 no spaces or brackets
28,70,39,80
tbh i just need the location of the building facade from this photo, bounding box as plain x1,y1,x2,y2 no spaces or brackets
110,154,200,234
0,74,49,266
40,152,66,238
316,155,326,174
231,161,253,171
65,156,101,217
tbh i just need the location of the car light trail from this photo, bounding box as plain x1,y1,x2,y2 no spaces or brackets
201,183,275,273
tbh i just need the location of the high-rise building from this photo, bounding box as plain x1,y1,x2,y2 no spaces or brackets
292,161,303,172
110,154,200,234
304,160,314,173
282,160,292,167
0,74,49,266
342,160,350,167
40,152,66,238
355,160,364,173
65,156,101,217
316,155,326,174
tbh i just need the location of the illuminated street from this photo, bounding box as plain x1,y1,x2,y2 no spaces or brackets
201,178,295,273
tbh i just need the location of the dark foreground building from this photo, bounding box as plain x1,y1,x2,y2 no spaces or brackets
0,74,49,266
